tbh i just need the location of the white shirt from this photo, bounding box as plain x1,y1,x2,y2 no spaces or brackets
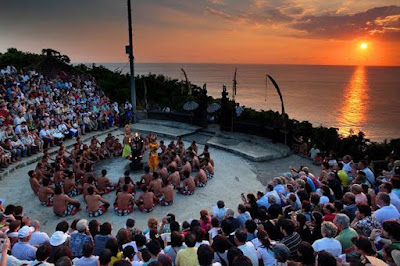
195,240,210,248
29,231,50,246
362,167,375,186
389,192,400,213
312,237,342,257
257,246,277,266
342,162,353,178
373,204,400,225
238,242,259,266
73,256,99,266
208,227,221,239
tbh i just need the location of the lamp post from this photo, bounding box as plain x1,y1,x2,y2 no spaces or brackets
127,0,136,122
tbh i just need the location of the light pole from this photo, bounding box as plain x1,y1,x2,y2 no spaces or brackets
127,0,136,122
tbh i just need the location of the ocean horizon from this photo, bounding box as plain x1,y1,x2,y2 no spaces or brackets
92,63,399,142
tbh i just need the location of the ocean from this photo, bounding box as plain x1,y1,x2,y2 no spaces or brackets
101,63,400,142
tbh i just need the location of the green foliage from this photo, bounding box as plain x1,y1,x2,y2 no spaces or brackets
41,48,71,64
0,48,42,69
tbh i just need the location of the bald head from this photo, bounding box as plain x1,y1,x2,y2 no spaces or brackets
225,208,234,218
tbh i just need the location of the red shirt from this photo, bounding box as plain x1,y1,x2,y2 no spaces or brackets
322,213,337,222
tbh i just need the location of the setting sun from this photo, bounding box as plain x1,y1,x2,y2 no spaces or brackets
360,42,368,50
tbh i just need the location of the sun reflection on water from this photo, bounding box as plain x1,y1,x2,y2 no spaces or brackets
337,66,369,137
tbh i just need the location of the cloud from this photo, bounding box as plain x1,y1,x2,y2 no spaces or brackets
292,5,400,40
208,0,226,5
204,5,295,25
204,7,236,21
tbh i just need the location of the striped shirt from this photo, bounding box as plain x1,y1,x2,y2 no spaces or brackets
280,232,302,260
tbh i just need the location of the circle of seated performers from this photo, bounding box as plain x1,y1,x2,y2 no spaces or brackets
29,134,215,217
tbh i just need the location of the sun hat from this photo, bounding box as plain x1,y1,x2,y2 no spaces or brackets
18,226,34,238
272,243,290,262
76,219,88,232
50,231,68,246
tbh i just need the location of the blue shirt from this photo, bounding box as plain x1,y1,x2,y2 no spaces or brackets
237,212,251,228
12,241,37,261
306,177,316,192
70,232,93,258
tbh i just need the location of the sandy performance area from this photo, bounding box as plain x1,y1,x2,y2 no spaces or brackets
0,136,265,235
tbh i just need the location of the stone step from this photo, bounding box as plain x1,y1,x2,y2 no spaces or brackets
207,133,291,162
129,123,199,139
137,119,202,132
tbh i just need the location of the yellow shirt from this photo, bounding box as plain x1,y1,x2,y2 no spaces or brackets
110,251,123,266
338,170,349,187
175,247,198,266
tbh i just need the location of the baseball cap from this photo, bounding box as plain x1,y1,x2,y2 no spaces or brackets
18,226,34,238
50,231,68,246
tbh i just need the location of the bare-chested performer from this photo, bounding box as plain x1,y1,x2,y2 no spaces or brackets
135,186,157,213
85,186,110,217
149,172,163,199
114,184,135,216
75,162,85,185
64,171,82,198
73,156,83,173
117,171,135,194
192,155,201,171
160,179,174,206
82,164,96,185
189,141,198,155
167,159,178,173
180,158,192,176
36,162,52,181
38,178,54,206
202,152,214,167
29,170,40,195
194,169,208,187
204,160,214,180
53,165,66,187
136,166,152,190
167,166,181,189
159,141,167,159
97,169,116,194
105,133,114,150
53,185,81,217
177,171,196,195
98,142,111,159
113,139,123,156
158,163,169,182
83,176,102,199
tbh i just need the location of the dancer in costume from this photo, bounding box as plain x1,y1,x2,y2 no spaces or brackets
122,124,132,158
148,134,159,172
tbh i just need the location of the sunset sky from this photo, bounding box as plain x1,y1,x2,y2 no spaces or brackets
0,0,399,66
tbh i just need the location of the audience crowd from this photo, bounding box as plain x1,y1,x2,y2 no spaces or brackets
0,65,133,170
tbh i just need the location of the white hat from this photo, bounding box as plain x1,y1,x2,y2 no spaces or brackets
18,226,34,238
50,231,68,246
76,219,88,232
319,196,329,205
